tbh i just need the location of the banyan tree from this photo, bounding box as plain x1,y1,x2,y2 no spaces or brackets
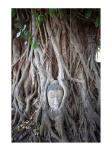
11,9,100,142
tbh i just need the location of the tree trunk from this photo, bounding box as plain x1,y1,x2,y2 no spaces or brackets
12,9,100,142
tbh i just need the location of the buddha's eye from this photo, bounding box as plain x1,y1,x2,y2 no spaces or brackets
48,91,55,98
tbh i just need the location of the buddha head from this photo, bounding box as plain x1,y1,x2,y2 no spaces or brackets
47,80,64,111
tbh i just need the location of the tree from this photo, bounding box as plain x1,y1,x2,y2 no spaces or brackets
11,9,100,142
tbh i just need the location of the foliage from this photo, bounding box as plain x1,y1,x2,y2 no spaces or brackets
84,9,92,18
12,9,16,18
83,9,100,28
31,39,39,49
33,12,44,26
48,9,60,17
95,16,100,28
21,30,32,41
16,25,32,45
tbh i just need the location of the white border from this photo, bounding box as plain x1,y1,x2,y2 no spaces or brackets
0,0,112,150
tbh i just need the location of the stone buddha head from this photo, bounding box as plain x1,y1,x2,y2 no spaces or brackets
47,80,64,111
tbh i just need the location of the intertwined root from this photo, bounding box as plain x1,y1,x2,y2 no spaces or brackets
12,9,100,142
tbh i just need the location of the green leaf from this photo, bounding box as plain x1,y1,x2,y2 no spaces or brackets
49,9,55,17
12,9,16,18
84,9,92,18
31,39,39,49
49,9,58,17
19,29,32,45
28,34,32,45
34,14,44,27
38,14,44,25
32,12,39,18
21,31,29,40
95,16,100,28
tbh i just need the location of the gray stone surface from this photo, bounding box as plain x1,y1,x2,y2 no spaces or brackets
47,80,64,111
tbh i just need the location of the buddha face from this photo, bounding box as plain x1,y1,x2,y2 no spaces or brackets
47,80,63,111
